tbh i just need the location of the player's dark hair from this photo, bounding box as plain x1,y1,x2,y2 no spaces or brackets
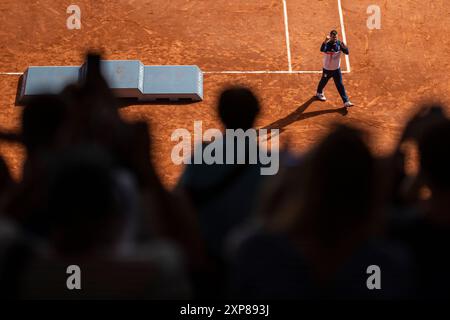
330,30,338,36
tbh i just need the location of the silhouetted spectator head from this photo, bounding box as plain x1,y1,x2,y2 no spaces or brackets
401,104,446,142
418,119,450,192
218,87,260,130
294,125,375,245
21,95,67,155
45,145,128,256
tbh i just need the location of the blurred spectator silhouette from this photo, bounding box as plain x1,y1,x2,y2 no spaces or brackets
389,105,450,299
176,86,267,297
177,87,265,259
230,125,413,299
0,53,198,299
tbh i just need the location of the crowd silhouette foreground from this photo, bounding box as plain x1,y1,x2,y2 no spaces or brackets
0,53,449,299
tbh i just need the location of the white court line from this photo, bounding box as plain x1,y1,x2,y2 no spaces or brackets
337,0,351,73
204,70,321,74
282,0,293,73
204,70,350,74
1,70,351,75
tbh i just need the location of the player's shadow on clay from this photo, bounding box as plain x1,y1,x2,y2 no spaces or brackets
261,96,347,135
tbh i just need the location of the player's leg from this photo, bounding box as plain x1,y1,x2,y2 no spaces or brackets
332,68,353,107
316,69,331,101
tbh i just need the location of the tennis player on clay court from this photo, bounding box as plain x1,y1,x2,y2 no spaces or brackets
316,30,354,108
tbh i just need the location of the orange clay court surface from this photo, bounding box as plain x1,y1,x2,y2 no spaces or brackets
0,0,450,188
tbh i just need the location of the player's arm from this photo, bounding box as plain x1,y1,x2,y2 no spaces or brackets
320,35,330,52
340,41,349,55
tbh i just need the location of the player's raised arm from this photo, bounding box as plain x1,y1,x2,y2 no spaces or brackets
340,42,349,55
320,35,330,52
